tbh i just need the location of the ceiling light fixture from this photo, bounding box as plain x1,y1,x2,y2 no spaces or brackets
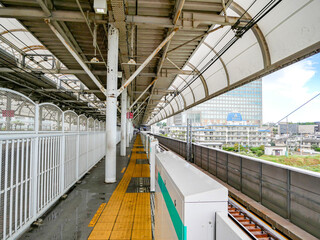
94,0,107,14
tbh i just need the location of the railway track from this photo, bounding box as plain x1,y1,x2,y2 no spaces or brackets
228,198,287,240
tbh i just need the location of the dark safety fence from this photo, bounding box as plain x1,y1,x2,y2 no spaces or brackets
153,134,320,239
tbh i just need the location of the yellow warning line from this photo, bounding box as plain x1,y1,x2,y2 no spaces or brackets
88,203,106,227
89,135,151,240
121,167,126,173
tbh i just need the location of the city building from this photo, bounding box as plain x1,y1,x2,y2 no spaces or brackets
169,79,262,126
278,123,299,135
168,113,270,147
265,146,287,156
298,125,317,134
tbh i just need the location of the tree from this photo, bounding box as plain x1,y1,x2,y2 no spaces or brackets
234,143,245,152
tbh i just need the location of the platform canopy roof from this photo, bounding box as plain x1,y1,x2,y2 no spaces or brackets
0,0,319,124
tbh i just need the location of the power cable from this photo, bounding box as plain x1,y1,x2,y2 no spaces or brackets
265,91,320,131
152,0,282,123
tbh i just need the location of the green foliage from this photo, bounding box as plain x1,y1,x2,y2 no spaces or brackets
311,144,318,150
156,122,167,128
315,148,320,152
223,147,234,151
259,154,320,172
299,122,316,125
249,145,265,156
256,150,264,157
250,147,260,152
233,143,245,152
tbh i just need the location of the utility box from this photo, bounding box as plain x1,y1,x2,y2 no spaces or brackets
155,151,228,240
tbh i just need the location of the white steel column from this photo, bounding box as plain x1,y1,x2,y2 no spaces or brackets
105,24,119,183
120,77,127,156
126,96,130,147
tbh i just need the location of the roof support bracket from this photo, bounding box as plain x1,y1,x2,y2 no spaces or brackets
117,28,178,97
129,79,156,110
46,20,106,96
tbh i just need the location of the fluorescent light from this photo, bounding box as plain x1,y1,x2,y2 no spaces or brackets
94,0,107,14
96,8,105,13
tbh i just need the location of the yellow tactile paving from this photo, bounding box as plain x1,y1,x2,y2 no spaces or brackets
89,230,111,240
141,164,150,178
88,135,152,240
132,164,142,177
88,203,106,227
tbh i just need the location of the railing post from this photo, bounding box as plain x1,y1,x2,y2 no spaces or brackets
87,120,89,171
32,104,39,218
259,162,262,203
200,146,203,168
226,154,229,183
287,169,291,219
60,112,65,194
240,157,243,192
216,150,218,176
207,148,209,171
76,118,80,179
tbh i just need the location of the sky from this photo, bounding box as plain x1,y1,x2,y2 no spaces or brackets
262,53,320,123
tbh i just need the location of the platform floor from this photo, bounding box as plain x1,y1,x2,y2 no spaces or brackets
88,135,152,240
19,135,151,240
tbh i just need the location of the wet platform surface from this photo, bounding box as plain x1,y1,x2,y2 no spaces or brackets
88,135,152,240
19,135,150,240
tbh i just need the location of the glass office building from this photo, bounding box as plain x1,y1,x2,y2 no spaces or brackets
172,79,262,126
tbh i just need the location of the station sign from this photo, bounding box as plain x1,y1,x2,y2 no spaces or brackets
2,110,15,117
126,112,133,119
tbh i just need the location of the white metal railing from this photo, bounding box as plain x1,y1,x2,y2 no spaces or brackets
0,88,120,240
0,131,109,240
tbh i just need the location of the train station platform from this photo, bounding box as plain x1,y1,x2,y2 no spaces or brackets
19,135,152,240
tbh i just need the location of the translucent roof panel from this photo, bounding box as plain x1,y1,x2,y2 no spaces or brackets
0,17,98,109
148,0,320,124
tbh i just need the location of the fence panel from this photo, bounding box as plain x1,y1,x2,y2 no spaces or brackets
0,138,34,239
64,134,77,189
37,136,62,213
79,134,88,176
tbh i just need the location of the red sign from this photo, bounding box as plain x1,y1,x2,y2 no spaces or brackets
126,112,133,119
2,110,15,117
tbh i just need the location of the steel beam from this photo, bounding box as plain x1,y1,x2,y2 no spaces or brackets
105,24,118,183
117,28,178,96
133,96,149,115
126,95,130,148
46,21,106,95
0,8,107,23
129,78,156,110
120,77,127,157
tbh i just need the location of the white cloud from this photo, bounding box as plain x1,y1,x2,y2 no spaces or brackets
263,59,320,123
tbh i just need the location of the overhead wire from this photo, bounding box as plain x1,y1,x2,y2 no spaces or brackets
265,91,320,131
151,0,282,123
150,0,260,122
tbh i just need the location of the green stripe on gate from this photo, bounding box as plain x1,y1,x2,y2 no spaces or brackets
158,172,187,240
